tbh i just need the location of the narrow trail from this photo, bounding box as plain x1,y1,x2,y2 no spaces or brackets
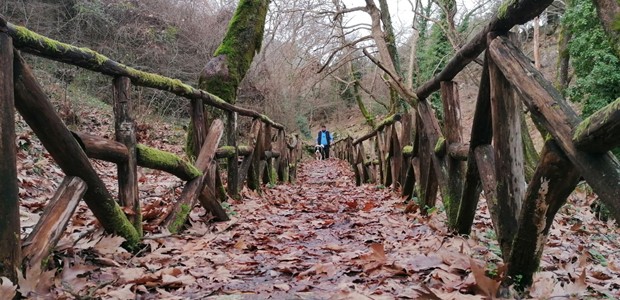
74,159,474,299
27,158,619,299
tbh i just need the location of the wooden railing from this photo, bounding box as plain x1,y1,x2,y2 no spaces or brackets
0,16,301,281
334,0,620,287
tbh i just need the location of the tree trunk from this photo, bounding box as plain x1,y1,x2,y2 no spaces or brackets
592,0,620,58
13,51,140,248
0,32,20,283
556,27,571,92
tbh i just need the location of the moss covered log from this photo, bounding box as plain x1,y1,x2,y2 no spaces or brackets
71,132,202,181
0,17,282,129
573,97,620,152
136,145,202,180
216,145,253,158
353,114,401,145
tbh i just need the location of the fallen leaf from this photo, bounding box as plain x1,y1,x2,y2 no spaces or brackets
469,259,500,297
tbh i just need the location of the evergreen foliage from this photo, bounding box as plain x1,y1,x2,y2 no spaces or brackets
563,0,620,117
415,3,454,123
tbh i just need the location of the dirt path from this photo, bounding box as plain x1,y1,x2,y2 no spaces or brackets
43,159,456,299
29,159,620,299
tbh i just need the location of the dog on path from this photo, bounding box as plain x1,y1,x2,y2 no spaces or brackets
314,144,325,160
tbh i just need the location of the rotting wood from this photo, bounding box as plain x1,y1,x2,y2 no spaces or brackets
402,159,416,200
488,42,525,260
13,51,140,248
163,119,224,233
488,35,620,221
22,177,86,271
455,55,491,234
113,76,141,236
507,140,579,287
2,19,283,129
474,145,498,218
573,97,620,153
0,32,20,282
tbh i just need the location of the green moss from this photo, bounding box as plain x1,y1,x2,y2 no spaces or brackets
403,145,414,155
137,144,202,180
127,68,193,94
78,47,109,65
434,136,446,153
111,203,141,250
219,146,236,155
169,204,191,234
497,0,517,19
13,25,65,52
573,114,593,141
201,0,269,105
270,166,278,184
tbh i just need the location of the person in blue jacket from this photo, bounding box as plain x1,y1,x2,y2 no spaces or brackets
316,124,332,159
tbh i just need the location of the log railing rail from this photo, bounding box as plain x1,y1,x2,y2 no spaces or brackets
0,16,301,282
333,0,620,288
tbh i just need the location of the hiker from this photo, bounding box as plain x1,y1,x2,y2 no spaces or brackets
316,125,332,159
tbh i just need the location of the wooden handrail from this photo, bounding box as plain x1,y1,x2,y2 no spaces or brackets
0,18,284,129
414,0,554,99
353,114,401,145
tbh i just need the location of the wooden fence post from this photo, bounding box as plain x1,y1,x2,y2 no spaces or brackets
440,81,466,229
488,37,526,259
226,111,239,198
0,31,20,283
417,115,438,210
164,120,224,233
189,99,207,158
113,76,141,236
238,119,261,188
390,124,403,188
455,55,492,234
507,140,579,286
248,121,263,191
13,50,140,247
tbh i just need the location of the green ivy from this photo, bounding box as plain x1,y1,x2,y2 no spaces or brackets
563,0,620,118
